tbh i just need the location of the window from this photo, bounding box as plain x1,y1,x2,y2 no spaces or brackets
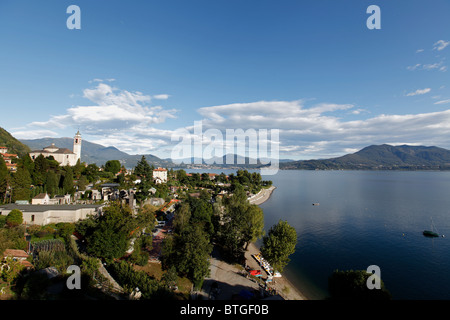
31,215,35,222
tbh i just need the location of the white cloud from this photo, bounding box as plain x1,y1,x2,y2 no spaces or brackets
407,61,447,72
407,64,421,71
30,83,177,135
350,108,369,115
406,88,431,96
434,99,450,105
153,94,170,100
433,40,450,51
193,99,450,159
23,82,179,155
12,129,59,140
416,49,424,53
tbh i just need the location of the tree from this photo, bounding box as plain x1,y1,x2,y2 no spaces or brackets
172,202,191,234
86,202,134,260
134,156,152,179
76,175,88,191
0,156,9,202
216,184,249,260
62,166,74,195
45,170,59,198
32,154,48,186
328,269,391,300
242,204,265,250
104,160,121,175
261,220,297,273
12,164,31,201
161,224,212,285
6,209,23,227
84,163,100,183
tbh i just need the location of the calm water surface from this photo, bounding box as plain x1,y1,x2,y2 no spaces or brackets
188,169,450,300
259,170,450,300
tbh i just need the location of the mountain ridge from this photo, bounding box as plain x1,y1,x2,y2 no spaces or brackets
279,144,450,170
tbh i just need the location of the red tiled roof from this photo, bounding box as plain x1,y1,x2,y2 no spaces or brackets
2,153,17,157
3,249,29,258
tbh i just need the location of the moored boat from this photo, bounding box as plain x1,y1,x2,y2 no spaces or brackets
423,230,439,237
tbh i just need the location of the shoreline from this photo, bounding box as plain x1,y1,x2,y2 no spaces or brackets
247,186,309,300
248,186,276,205
245,242,308,300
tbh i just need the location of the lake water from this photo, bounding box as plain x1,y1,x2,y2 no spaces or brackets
187,169,450,300
259,170,450,300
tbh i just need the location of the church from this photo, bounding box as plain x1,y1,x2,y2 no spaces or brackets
29,131,82,166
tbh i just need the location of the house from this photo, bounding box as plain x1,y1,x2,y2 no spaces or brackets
0,146,18,172
152,167,167,183
144,198,165,207
101,183,120,201
49,194,71,205
3,249,29,261
32,193,50,205
28,131,81,166
208,173,218,180
2,249,33,269
0,203,104,226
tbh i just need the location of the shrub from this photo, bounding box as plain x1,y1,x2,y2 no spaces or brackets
6,209,23,227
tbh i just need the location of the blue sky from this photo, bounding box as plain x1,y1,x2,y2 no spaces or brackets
0,0,449,160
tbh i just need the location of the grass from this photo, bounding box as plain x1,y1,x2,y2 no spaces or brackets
134,262,193,298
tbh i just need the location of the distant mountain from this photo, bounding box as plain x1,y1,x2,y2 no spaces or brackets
280,144,450,170
20,138,174,168
172,154,270,168
0,127,31,156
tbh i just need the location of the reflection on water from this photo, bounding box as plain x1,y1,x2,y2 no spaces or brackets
259,170,450,300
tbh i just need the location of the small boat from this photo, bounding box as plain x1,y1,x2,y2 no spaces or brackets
312,203,320,206
423,217,441,238
423,230,439,237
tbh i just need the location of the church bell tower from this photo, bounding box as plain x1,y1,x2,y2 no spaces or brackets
73,130,82,162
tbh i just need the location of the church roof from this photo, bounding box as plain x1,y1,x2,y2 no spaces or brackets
52,148,75,154
30,147,74,154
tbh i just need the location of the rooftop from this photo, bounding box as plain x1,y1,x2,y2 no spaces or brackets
3,249,29,258
0,203,103,213
33,193,49,199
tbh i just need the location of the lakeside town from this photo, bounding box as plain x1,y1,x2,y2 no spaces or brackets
0,132,305,301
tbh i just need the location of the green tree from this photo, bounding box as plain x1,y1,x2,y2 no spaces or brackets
32,154,48,186
62,166,74,195
172,203,191,234
328,269,391,300
242,204,265,250
216,184,249,260
134,156,152,179
12,164,31,201
104,160,121,175
6,209,23,227
161,224,212,285
45,170,59,197
0,156,9,202
76,175,88,191
84,163,100,183
73,159,84,179
86,202,134,260
261,220,297,273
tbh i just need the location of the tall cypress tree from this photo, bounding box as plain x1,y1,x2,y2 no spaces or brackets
12,164,32,202
0,156,9,202
45,170,58,197
63,166,74,195
134,156,152,179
